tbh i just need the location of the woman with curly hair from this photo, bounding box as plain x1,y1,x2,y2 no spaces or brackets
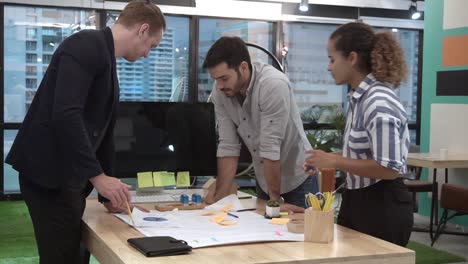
304,22,413,246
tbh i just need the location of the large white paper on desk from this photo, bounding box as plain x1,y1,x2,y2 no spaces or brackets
204,194,245,211
115,197,304,248
123,208,183,228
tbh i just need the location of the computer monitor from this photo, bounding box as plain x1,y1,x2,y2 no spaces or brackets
112,102,218,179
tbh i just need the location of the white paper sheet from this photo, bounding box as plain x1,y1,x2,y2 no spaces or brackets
114,197,304,248
118,208,182,228
204,194,245,212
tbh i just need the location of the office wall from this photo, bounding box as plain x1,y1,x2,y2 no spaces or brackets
420,0,468,225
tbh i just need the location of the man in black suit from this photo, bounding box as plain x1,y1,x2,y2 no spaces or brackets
5,1,166,263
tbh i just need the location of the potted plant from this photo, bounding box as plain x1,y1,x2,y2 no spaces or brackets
302,105,346,192
303,105,345,152
265,199,280,218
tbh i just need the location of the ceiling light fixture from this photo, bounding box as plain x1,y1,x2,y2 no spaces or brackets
409,1,421,20
299,0,309,12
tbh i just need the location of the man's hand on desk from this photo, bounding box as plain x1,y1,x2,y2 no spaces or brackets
204,189,230,205
102,202,149,214
203,190,216,205
281,203,305,214
204,189,226,205
90,173,131,208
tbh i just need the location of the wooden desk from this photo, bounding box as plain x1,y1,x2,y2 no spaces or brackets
82,197,414,264
407,153,468,240
407,153,468,169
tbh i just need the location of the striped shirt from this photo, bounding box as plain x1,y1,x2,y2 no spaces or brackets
343,74,410,190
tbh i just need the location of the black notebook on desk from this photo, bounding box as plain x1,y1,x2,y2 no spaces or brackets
127,236,192,257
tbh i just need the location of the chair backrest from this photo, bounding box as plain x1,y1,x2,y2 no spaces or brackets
441,183,468,213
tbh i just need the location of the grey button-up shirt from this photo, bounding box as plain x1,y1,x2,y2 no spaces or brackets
211,62,311,194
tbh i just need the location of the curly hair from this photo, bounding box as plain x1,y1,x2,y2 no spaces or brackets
330,22,407,88
371,32,407,88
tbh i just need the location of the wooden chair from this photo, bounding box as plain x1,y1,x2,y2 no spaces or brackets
432,183,468,245
404,145,439,226
404,166,438,215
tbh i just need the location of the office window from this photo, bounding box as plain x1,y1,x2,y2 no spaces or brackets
25,53,37,63
25,78,37,89
283,23,347,124
26,40,37,51
26,15,37,23
42,54,53,64
3,131,19,193
107,12,190,102
26,28,37,39
197,18,274,102
410,129,417,145
3,5,96,123
42,42,55,52
283,24,420,126
26,66,37,76
390,29,420,125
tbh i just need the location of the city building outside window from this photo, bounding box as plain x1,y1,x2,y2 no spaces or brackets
283,23,420,144
197,18,274,102
3,6,96,193
107,12,190,102
3,131,19,193
4,5,96,123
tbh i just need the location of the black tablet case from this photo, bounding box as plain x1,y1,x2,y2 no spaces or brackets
127,236,192,257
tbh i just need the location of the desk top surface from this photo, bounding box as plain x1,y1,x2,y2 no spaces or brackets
407,153,468,168
82,196,414,264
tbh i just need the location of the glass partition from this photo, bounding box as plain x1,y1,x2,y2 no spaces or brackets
107,12,190,102
197,18,274,102
4,6,96,122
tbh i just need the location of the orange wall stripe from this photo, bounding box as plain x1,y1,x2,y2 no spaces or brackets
442,34,468,67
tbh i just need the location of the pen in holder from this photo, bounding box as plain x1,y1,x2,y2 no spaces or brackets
304,208,334,243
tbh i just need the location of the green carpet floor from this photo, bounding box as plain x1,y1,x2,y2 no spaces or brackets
0,201,465,264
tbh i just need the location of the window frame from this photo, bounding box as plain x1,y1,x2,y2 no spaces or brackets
0,2,423,199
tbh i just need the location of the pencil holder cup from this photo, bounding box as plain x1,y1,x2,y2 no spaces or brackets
304,208,334,243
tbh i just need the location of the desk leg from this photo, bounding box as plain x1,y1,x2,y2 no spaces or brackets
80,243,90,264
429,168,438,240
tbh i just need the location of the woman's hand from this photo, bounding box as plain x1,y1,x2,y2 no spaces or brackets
303,150,339,174
280,203,305,214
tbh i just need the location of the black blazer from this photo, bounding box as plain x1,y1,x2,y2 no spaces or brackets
6,27,119,190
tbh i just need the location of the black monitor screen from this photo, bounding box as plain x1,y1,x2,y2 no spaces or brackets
112,102,218,178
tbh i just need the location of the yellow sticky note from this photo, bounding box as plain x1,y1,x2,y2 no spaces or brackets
210,213,227,223
221,204,233,213
200,211,217,216
218,221,237,226
153,171,166,187
162,172,176,186
279,212,289,218
176,171,191,187
137,172,154,188
269,218,290,225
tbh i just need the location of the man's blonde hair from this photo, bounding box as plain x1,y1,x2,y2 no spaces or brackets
116,0,166,35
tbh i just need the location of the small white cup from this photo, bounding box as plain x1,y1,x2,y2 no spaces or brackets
440,148,448,160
